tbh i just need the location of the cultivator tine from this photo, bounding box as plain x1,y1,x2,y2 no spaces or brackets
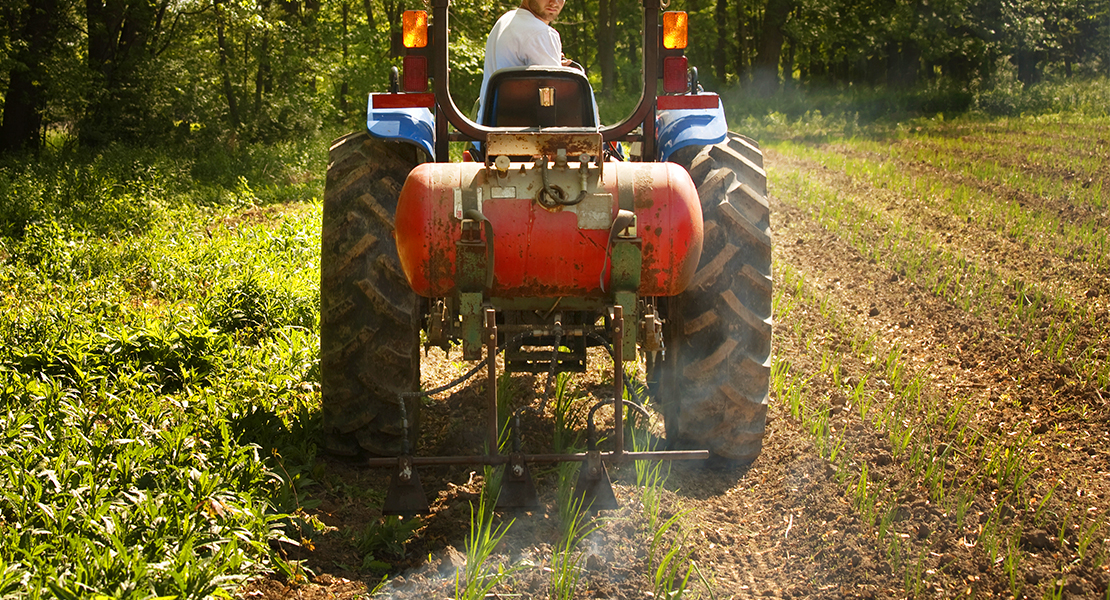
495,453,541,511
382,456,430,516
572,451,618,512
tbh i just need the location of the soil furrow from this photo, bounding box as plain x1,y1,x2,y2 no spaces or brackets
769,156,1110,598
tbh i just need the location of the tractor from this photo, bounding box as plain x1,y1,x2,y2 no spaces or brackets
320,0,772,514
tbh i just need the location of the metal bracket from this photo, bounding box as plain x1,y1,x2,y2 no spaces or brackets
496,452,541,511
382,455,431,516
572,450,619,512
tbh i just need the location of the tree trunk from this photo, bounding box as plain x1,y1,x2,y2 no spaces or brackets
82,0,160,145
598,0,616,97
340,0,350,113
1016,48,1041,86
362,0,375,29
1,69,45,154
887,42,921,88
255,32,272,117
781,35,794,88
714,0,728,85
735,0,749,83
1,0,62,153
215,0,241,128
752,0,792,96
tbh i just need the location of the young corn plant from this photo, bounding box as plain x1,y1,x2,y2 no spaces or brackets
552,372,583,453
455,494,518,600
549,494,605,600
1004,531,1024,598
1076,517,1103,561
851,462,879,526
650,509,695,599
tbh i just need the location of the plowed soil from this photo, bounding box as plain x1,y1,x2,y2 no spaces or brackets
245,122,1110,599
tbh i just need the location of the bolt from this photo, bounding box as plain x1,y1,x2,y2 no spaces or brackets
513,465,524,476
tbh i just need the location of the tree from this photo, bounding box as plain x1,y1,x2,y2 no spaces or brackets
81,0,172,145
752,0,794,94
1,0,66,153
598,0,616,96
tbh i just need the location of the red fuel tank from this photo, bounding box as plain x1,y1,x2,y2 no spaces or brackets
395,161,702,299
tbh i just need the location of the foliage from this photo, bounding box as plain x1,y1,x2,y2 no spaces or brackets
352,516,423,571
725,76,1110,142
0,135,326,597
3,0,1108,152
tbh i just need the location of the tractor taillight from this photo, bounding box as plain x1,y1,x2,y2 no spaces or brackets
403,55,428,92
662,56,688,93
662,12,687,49
403,10,428,48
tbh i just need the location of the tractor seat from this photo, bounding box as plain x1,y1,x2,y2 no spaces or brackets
481,66,597,129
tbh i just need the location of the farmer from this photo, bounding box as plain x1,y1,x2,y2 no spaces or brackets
476,0,573,121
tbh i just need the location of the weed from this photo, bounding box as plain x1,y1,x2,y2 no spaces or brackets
353,516,423,564
0,159,324,596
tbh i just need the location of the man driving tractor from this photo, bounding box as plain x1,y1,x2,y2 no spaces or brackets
478,0,576,122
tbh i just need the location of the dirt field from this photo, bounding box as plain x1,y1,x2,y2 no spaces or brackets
247,117,1109,599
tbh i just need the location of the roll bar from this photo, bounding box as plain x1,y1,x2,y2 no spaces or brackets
429,0,662,160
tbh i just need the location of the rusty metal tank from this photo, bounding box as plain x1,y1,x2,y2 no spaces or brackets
394,160,703,299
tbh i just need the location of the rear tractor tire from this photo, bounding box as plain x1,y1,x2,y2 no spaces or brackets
661,132,773,463
320,132,425,458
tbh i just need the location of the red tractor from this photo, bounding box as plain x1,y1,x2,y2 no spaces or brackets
320,0,771,513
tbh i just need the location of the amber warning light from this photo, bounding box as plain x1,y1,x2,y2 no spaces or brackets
403,10,428,48
662,12,687,50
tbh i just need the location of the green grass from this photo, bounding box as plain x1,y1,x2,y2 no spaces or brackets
0,136,327,597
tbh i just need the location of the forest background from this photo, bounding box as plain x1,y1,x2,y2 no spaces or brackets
2,0,1109,157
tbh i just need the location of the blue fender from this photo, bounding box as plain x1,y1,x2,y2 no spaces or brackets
656,97,728,163
366,94,436,158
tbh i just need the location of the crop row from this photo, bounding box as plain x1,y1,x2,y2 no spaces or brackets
771,147,1109,390
771,257,1107,598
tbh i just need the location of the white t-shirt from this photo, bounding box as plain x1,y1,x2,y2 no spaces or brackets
477,9,562,120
